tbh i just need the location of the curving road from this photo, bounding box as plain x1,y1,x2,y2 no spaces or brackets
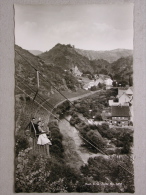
49,90,101,121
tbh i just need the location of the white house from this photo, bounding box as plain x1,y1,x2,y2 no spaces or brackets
118,89,127,97
98,74,110,80
125,87,133,96
98,77,104,84
104,78,113,86
83,81,95,90
109,100,120,106
83,84,89,90
93,79,102,86
118,92,132,105
83,78,104,90
109,99,129,107
89,81,95,87
72,66,82,76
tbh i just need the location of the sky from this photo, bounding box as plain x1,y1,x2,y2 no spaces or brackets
14,3,133,52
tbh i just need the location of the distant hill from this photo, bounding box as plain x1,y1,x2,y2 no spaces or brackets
75,48,133,63
29,50,43,55
90,56,133,84
90,59,110,74
39,43,94,73
110,55,133,83
39,43,133,83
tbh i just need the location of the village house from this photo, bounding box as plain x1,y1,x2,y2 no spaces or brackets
72,66,82,76
108,100,120,106
97,77,104,84
83,83,90,90
104,78,113,86
108,87,133,106
104,78,113,89
83,77,104,90
98,74,110,80
118,92,132,105
125,87,133,96
109,99,129,107
117,87,133,96
111,106,131,126
117,88,128,97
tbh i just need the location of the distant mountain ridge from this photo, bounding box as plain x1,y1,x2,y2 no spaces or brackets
16,44,133,93
75,48,133,63
39,43,133,84
29,50,43,55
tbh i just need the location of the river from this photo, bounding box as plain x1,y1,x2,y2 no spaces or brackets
58,116,104,168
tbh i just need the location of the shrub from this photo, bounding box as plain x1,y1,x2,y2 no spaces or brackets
57,100,71,113
15,134,30,156
94,114,102,121
49,126,60,132
50,145,64,158
80,155,134,192
86,130,105,150
52,139,64,152
48,122,64,158
72,113,78,118
101,123,109,130
70,115,81,126
15,149,68,193
19,96,24,101
25,96,31,101
90,86,97,91
48,121,58,129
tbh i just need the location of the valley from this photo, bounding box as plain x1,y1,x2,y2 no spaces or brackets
15,43,134,193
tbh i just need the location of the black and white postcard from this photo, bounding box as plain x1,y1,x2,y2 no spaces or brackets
14,3,135,193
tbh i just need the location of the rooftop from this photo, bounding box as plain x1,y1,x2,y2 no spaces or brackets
111,106,130,117
126,87,133,95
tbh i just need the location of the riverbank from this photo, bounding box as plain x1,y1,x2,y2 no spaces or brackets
49,89,101,122
58,116,105,169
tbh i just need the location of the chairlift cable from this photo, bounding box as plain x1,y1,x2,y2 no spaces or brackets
16,84,134,176
16,85,59,121
15,50,76,107
15,50,134,176
16,76,55,110
16,50,134,164
16,77,103,153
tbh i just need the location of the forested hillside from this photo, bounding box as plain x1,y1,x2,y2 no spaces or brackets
15,45,81,94
39,43,133,84
110,56,133,83
39,43,94,73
